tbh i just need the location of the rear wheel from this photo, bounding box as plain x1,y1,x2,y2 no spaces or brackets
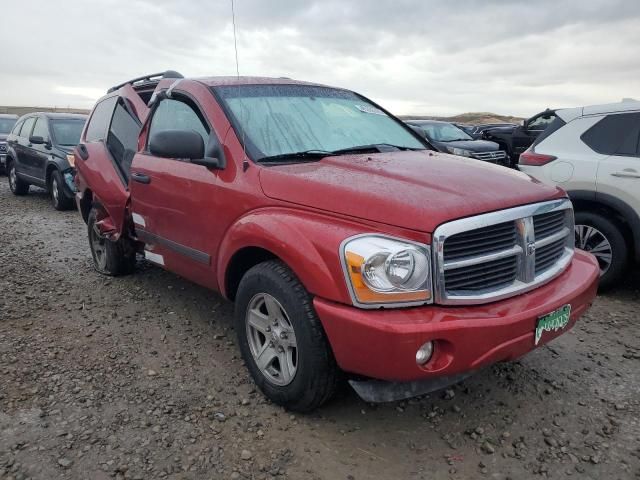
49,170,74,211
7,161,29,196
574,211,628,289
88,207,136,276
235,260,338,412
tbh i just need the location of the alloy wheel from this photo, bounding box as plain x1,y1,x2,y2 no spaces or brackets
575,224,613,275
245,293,298,386
90,224,108,271
8,165,16,191
52,177,59,206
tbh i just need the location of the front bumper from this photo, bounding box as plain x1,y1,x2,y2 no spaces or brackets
315,249,599,383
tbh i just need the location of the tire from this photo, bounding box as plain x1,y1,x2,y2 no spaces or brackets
7,160,29,196
235,260,338,412
49,170,74,211
574,211,628,289
87,207,136,276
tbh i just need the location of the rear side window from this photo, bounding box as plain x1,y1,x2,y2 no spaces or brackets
106,101,141,176
528,113,557,131
531,117,566,149
581,112,640,157
20,117,36,138
86,96,118,142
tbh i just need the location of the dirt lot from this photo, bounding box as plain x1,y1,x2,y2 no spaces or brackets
0,176,638,480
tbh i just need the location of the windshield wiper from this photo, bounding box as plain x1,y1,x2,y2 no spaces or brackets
331,143,424,155
257,150,336,163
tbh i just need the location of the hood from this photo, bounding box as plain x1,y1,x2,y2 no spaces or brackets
57,145,76,154
436,139,499,153
259,151,564,233
0,133,8,142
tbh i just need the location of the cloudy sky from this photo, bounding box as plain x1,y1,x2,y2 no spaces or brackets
2,0,638,117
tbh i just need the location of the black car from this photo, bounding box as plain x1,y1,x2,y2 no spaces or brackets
462,123,518,140
0,114,19,172
482,109,557,165
407,120,508,165
5,112,87,210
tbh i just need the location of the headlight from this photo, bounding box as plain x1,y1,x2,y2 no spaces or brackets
66,154,76,168
449,147,472,157
341,235,432,308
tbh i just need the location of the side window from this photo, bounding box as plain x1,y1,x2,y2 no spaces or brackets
148,98,209,146
581,112,640,157
528,114,556,131
106,101,141,176
32,117,50,141
85,96,118,142
20,117,36,138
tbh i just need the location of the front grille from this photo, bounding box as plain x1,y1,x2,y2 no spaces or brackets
534,211,565,239
444,221,516,260
535,238,566,274
0,143,6,154
445,255,518,291
433,200,574,305
471,150,507,163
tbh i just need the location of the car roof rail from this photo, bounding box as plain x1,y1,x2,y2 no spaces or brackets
107,70,184,94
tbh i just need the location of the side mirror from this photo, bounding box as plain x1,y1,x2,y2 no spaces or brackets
150,129,205,160
29,135,45,145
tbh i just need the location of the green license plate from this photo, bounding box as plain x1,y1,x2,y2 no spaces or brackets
535,304,571,345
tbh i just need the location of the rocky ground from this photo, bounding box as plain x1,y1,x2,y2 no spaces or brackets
0,176,638,480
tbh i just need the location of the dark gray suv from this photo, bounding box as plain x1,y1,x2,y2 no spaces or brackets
5,113,87,210
0,113,18,172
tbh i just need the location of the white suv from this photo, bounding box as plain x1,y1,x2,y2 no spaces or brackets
519,99,640,288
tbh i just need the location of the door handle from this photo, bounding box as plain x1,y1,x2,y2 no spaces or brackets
611,171,640,179
131,172,151,184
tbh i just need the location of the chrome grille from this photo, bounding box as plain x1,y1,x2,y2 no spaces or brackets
443,221,516,260
433,200,574,305
471,150,507,163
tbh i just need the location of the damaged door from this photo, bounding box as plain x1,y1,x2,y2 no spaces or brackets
74,84,150,238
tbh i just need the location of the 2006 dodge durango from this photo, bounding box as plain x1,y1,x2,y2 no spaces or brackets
73,71,599,411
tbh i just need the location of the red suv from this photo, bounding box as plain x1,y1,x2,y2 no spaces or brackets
74,71,599,411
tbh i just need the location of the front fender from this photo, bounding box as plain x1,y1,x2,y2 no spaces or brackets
217,208,381,304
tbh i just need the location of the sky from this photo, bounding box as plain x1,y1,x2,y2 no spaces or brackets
1,0,638,117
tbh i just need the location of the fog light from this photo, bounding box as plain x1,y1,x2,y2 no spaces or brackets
415,341,434,365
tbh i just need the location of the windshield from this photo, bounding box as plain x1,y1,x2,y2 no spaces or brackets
0,118,16,134
417,122,472,142
215,85,425,160
50,119,85,146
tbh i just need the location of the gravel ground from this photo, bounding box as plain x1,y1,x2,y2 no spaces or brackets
0,176,639,480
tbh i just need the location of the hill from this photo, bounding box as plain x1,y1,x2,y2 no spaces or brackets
400,112,523,125
0,106,90,116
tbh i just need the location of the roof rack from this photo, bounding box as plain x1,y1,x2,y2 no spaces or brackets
107,70,184,94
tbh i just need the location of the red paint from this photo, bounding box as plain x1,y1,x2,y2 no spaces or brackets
74,76,600,384
315,250,598,382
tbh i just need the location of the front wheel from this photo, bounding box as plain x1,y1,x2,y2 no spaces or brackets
7,161,29,196
50,170,74,211
87,207,136,276
235,260,338,412
574,211,628,289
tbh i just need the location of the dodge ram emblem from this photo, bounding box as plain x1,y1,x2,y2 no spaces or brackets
526,242,536,256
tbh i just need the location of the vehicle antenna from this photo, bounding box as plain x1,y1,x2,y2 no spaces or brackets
231,0,240,79
230,0,250,171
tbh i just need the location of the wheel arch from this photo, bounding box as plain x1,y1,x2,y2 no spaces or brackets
217,209,354,304
568,190,640,260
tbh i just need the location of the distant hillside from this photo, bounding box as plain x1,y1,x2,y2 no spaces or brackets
0,106,90,116
401,112,523,125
